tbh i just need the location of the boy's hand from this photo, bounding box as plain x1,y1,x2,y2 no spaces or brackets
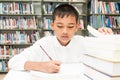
98,27,113,35
24,60,61,73
39,61,61,73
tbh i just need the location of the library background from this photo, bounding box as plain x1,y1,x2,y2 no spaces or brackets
0,0,120,80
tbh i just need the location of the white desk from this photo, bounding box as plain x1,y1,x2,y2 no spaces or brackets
3,63,90,80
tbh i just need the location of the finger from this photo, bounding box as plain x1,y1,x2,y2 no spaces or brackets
54,65,61,73
53,61,61,66
107,28,113,34
98,28,105,34
103,28,108,34
49,64,60,73
99,27,113,34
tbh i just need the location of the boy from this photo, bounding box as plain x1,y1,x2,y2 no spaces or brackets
4,4,113,79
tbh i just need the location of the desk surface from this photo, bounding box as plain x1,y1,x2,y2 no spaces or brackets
3,63,90,80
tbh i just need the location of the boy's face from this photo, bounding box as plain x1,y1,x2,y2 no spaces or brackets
51,15,79,46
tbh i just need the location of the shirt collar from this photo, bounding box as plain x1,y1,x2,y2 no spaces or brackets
54,36,73,48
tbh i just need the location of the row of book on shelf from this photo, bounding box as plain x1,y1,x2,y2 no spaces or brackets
0,31,41,44
0,16,37,29
42,3,83,15
0,46,25,59
0,59,8,72
43,0,85,2
0,2,34,14
90,0,120,14
0,0,85,15
90,15,120,29
0,30,55,45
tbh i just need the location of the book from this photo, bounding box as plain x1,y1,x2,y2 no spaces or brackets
84,64,120,80
83,54,120,76
84,49,120,62
85,39,120,49
84,34,120,62
72,4,83,14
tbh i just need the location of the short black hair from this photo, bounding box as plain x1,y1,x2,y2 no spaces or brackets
52,4,79,22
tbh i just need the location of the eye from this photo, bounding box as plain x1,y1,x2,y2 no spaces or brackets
68,26,74,28
57,26,63,28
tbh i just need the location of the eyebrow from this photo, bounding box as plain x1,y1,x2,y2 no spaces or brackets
56,22,75,25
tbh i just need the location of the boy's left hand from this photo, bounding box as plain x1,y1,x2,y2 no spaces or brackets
98,27,113,35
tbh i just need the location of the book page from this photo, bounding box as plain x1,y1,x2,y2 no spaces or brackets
30,63,84,79
87,25,105,37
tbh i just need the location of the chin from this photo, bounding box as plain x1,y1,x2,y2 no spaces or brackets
62,40,70,44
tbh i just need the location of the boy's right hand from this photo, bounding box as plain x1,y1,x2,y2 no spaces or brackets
24,60,61,73
40,60,61,73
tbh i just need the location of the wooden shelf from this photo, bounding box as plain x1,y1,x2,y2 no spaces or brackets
0,43,33,46
0,0,41,2
89,14,120,16
0,29,41,31
0,14,41,16
42,1,86,4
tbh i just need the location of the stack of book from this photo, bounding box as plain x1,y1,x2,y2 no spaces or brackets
83,36,120,80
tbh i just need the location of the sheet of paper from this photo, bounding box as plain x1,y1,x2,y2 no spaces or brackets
30,63,84,79
87,25,105,37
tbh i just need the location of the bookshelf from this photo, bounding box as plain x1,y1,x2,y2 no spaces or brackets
0,0,42,73
88,0,120,35
41,0,88,36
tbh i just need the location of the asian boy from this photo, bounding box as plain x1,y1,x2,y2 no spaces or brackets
3,3,113,80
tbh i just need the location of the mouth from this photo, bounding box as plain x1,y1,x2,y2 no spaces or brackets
61,36,69,41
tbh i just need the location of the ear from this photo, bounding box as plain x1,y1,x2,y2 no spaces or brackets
50,22,54,30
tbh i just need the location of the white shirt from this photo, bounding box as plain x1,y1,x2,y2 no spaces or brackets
8,35,85,70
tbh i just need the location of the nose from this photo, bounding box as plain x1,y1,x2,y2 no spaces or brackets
63,28,68,34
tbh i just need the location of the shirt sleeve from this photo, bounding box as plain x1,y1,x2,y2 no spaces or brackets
8,43,43,70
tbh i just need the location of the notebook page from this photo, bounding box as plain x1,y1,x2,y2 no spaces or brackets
30,63,84,79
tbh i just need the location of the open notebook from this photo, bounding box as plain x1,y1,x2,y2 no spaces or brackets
30,63,84,79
